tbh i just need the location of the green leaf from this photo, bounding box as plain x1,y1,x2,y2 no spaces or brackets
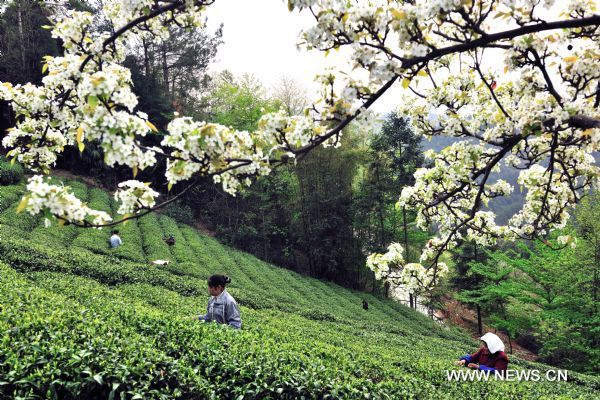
93,374,103,385
146,120,159,133
76,127,85,153
16,196,29,213
87,95,99,110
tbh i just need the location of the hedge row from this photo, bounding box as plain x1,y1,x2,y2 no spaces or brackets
0,235,202,297
138,213,174,262
0,182,25,212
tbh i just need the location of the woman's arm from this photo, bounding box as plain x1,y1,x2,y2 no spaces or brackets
458,354,472,364
198,300,212,322
225,299,242,329
458,348,482,365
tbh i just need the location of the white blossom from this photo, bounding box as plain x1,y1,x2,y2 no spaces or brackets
114,180,160,214
21,175,112,226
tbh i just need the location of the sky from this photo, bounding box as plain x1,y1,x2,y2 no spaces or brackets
203,0,402,114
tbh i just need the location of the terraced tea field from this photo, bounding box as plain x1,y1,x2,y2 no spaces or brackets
0,179,598,399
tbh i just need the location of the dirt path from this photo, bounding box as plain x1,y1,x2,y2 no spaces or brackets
52,169,107,190
441,295,538,361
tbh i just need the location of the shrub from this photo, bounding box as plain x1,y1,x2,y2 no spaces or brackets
163,201,195,225
0,202,39,232
0,264,207,399
0,235,201,297
300,309,337,322
0,158,24,185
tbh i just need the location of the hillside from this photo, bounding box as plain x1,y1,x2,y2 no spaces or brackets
0,178,598,399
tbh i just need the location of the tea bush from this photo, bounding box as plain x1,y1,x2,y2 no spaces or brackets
0,157,23,185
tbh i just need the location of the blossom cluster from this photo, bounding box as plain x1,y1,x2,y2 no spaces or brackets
114,180,160,214
162,109,321,194
20,175,112,227
391,4,598,264
366,243,449,294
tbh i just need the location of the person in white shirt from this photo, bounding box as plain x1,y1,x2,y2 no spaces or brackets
109,230,122,248
198,274,241,329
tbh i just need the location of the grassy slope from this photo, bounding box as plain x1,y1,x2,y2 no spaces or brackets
0,179,598,399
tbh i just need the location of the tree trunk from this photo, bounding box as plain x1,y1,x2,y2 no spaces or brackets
409,293,414,309
402,206,409,260
298,166,313,276
375,164,386,248
142,38,151,77
372,270,376,293
171,74,177,102
477,304,483,335
161,44,170,98
593,236,599,305
262,209,268,261
17,8,26,72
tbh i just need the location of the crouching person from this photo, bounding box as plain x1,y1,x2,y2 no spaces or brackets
455,332,509,374
198,274,241,329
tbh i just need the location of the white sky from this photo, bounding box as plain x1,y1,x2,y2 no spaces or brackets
204,0,402,114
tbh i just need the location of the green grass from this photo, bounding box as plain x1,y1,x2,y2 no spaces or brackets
0,180,598,399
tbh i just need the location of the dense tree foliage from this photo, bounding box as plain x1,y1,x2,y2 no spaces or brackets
354,113,425,255
124,24,223,126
